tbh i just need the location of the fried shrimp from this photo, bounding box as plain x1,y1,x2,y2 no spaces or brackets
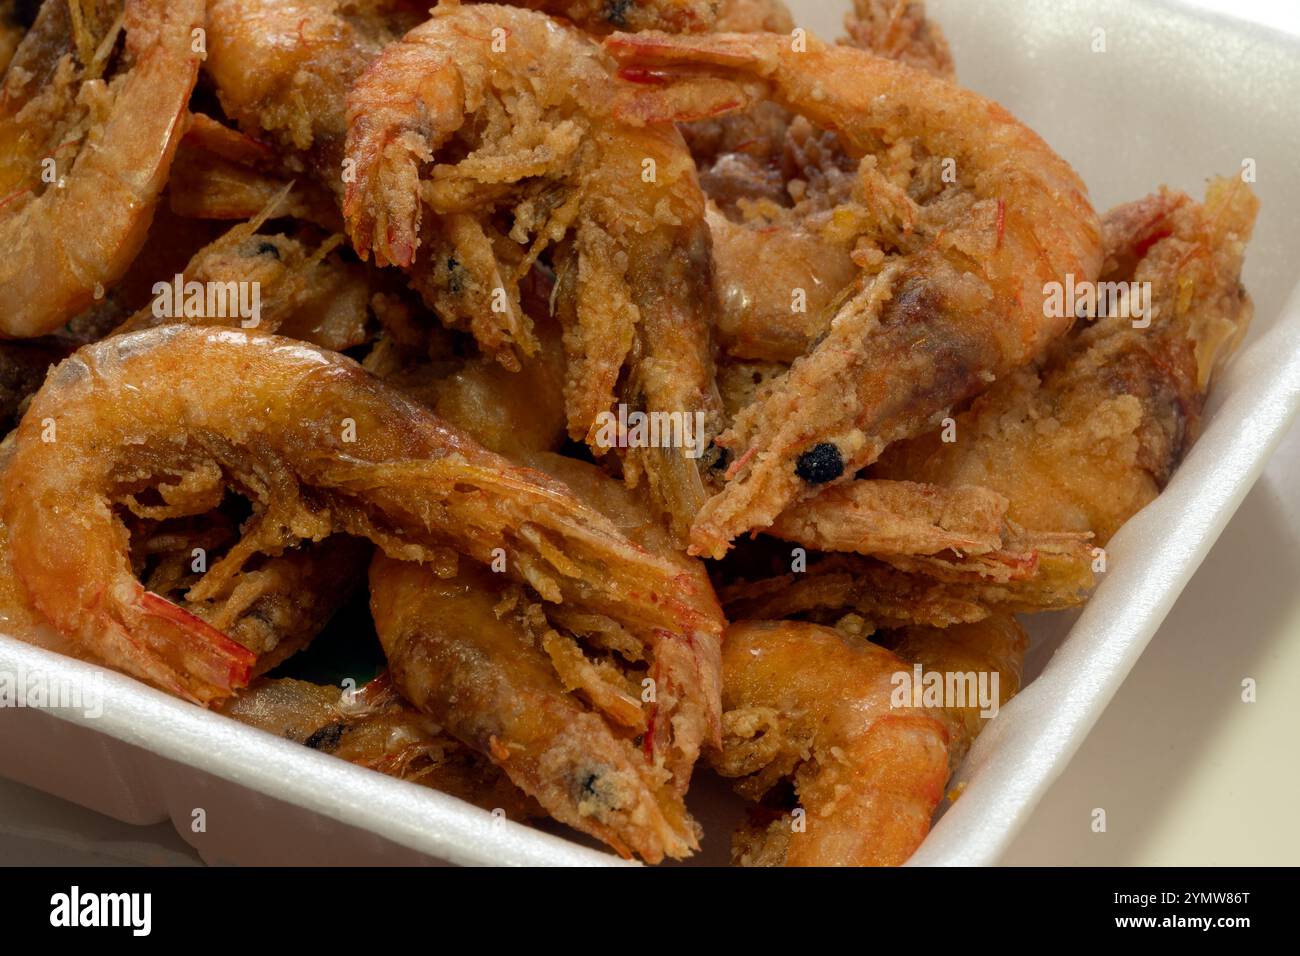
0,0,205,338
344,3,722,540
368,328,724,858
372,556,703,862
1,325,719,704
204,0,422,203
114,195,372,352
875,178,1258,545
223,673,537,817
608,30,1103,557
714,620,947,866
684,1,949,365
715,616,1025,866
722,550,1093,629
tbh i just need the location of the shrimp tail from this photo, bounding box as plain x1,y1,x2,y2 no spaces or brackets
135,591,257,704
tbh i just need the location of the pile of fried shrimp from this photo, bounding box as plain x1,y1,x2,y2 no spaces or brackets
0,0,1258,866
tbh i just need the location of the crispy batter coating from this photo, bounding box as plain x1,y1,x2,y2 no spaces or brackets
723,551,1094,629
876,179,1258,544
2,326,719,704
344,4,723,541
608,29,1102,557
714,617,1023,866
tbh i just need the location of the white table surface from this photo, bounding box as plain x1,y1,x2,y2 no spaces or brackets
1,0,1296,868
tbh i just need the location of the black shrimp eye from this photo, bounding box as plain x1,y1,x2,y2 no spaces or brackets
604,0,633,28
704,444,731,472
446,257,464,294
254,241,281,260
303,722,346,753
795,442,844,484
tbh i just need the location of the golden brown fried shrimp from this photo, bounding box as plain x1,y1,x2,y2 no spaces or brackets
764,184,1253,613
372,556,702,862
842,0,954,78
222,673,537,817
0,0,205,337
22,463,369,681
168,114,342,228
716,615,1026,866
609,30,1103,558
344,3,722,540
875,178,1258,545
723,552,1093,630
1,325,719,705
684,99,887,367
527,451,723,777
714,620,949,866
113,197,372,352
204,0,422,203
685,1,950,365
339,3,606,345
372,332,724,825
886,614,1027,769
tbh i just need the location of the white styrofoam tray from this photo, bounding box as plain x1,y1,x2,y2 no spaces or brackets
2,0,1300,866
